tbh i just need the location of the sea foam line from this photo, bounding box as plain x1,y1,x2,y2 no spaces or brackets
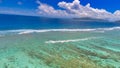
45,37,98,44
18,27,120,34
0,26,120,34
18,29,96,34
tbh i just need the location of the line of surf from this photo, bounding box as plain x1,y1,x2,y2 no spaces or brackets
45,37,99,44
0,26,120,34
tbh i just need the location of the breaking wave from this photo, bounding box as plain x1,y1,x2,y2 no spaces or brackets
0,27,120,34
45,37,99,44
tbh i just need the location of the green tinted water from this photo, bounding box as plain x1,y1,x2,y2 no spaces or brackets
0,31,120,68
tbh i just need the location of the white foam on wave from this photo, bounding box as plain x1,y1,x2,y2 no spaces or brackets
97,27,120,31
18,29,96,34
0,26,120,34
18,27,120,34
45,37,99,44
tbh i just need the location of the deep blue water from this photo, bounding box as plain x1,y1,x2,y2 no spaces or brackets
0,14,120,30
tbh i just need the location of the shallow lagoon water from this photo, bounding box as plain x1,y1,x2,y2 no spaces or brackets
0,14,120,68
0,28,120,68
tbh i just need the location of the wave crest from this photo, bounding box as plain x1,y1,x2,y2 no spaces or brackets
0,27,120,34
45,37,99,44
18,27,120,34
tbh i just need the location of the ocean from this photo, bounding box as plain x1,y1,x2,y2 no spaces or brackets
0,14,120,68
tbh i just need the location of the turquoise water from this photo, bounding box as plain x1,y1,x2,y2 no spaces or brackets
0,14,120,68
0,28,120,68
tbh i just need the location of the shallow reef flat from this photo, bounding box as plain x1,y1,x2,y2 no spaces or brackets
0,31,120,68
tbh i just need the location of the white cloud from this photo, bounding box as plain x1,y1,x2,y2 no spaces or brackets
114,10,120,16
58,0,112,19
37,3,68,17
37,0,120,21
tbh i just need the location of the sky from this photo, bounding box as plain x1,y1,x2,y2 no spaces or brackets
0,0,120,21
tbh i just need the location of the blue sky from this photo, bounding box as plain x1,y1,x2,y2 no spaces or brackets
40,0,120,13
0,0,120,13
0,0,120,21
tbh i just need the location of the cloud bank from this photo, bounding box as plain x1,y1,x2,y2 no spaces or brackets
37,0,120,21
